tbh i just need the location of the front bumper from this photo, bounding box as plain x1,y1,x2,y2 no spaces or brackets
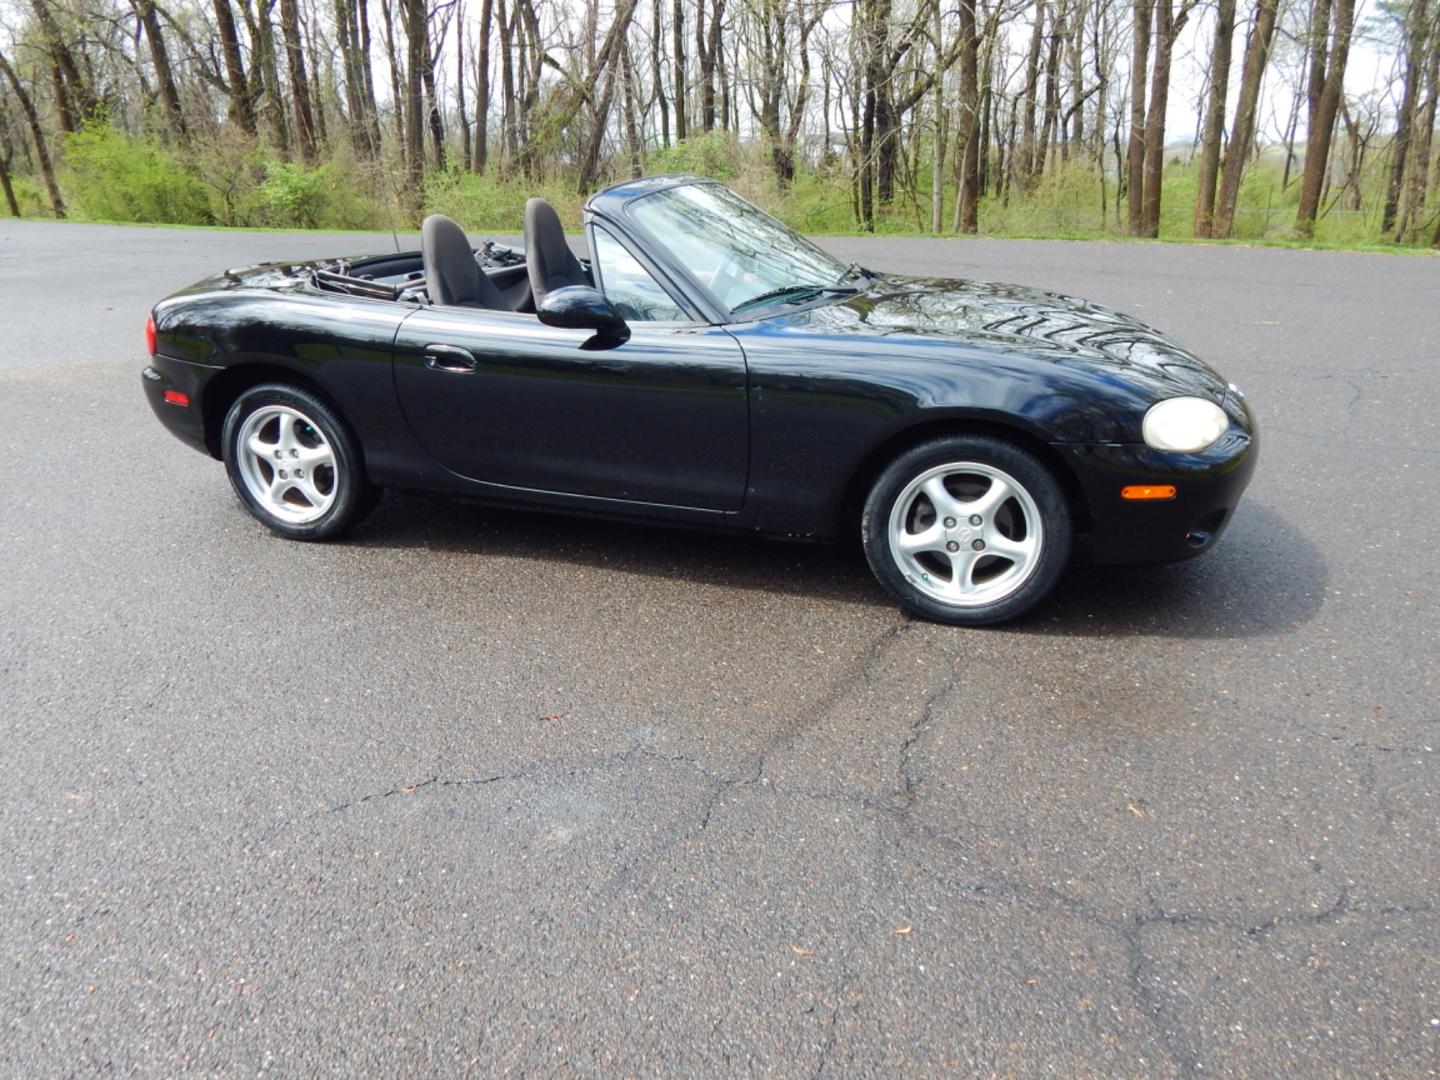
141,353,219,457
1056,422,1259,565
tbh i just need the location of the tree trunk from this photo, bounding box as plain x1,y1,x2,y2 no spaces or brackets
672,0,687,140
279,0,318,161
1020,0,1046,189
356,0,383,150
1212,0,1277,237
953,0,980,232
422,29,446,169
1068,0,1087,150
1382,0,1429,233
250,0,293,155
1396,20,1439,243
860,22,876,230
1126,0,1151,234
381,0,406,153
1141,0,1193,236
931,0,947,233
28,0,93,130
1194,0,1236,236
577,41,622,191
0,51,65,217
215,0,257,134
1295,0,1354,237
307,15,329,146
0,108,23,217
652,0,669,147
336,0,368,155
456,3,471,171
402,0,427,208
699,0,725,130
558,0,640,187
622,45,643,178
1036,5,1064,178
475,0,491,171
131,0,187,137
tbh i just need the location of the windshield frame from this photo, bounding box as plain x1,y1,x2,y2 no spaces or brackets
605,179,855,325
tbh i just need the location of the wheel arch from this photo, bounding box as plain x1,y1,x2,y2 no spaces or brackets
201,362,337,460
840,415,1093,536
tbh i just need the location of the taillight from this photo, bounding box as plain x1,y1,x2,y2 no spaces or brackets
145,314,157,356
163,390,190,407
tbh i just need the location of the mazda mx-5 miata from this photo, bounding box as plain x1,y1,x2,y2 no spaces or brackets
143,175,1257,625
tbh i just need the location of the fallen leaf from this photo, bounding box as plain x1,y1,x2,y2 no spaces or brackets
789,943,812,956
1025,978,1039,986
893,925,912,936
1127,802,1144,817
543,714,561,722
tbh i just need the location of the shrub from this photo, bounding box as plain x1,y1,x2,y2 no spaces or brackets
4,175,49,218
62,123,211,224
423,170,583,232
250,159,376,230
646,130,742,181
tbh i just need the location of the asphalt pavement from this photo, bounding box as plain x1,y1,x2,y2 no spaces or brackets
1,218,1436,1075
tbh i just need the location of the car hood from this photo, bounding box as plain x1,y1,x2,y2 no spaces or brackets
787,275,1231,403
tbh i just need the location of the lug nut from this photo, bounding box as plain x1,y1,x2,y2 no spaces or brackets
969,514,982,526
274,449,282,460
290,448,299,458
278,469,288,479
943,517,957,528
972,539,985,551
946,540,960,552
295,468,305,478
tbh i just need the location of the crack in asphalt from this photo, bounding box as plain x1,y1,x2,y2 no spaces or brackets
809,965,857,1079
243,612,1430,1074
897,658,964,813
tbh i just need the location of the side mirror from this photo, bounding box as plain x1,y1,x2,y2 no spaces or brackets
537,286,629,343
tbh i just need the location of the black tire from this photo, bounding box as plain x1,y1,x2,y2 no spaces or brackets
221,383,379,541
861,434,1072,626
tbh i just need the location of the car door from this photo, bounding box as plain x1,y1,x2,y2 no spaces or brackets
391,232,749,512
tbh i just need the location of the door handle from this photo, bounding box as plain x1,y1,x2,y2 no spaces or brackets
423,344,478,373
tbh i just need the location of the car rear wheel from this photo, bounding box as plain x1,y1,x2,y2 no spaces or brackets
222,383,379,540
862,435,1071,626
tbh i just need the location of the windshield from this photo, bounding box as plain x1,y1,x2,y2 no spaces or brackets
626,183,850,314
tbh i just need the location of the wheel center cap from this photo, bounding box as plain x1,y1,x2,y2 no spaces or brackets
951,525,974,543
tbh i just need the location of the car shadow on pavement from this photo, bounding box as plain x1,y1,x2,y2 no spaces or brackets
1022,501,1327,639
348,491,891,609
349,495,1323,638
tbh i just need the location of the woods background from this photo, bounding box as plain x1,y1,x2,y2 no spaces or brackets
1,0,1437,245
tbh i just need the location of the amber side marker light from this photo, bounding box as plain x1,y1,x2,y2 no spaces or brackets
1121,484,1177,501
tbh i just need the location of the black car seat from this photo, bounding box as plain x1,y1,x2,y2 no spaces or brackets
421,214,508,309
524,198,589,306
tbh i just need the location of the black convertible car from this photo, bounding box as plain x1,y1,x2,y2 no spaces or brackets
143,175,1257,625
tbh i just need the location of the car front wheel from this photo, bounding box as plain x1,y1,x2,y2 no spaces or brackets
861,435,1072,626
221,383,378,540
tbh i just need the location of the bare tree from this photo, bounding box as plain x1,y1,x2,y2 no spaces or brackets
1212,0,1279,237
1194,0,1236,235
1294,0,1355,236
0,49,65,217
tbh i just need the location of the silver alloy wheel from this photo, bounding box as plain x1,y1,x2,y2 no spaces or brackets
887,461,1044,608
235,405,340,525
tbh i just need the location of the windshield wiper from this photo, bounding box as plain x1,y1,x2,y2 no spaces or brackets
731,282,857,314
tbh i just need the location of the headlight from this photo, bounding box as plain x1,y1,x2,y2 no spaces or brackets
1142,396,1229,453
